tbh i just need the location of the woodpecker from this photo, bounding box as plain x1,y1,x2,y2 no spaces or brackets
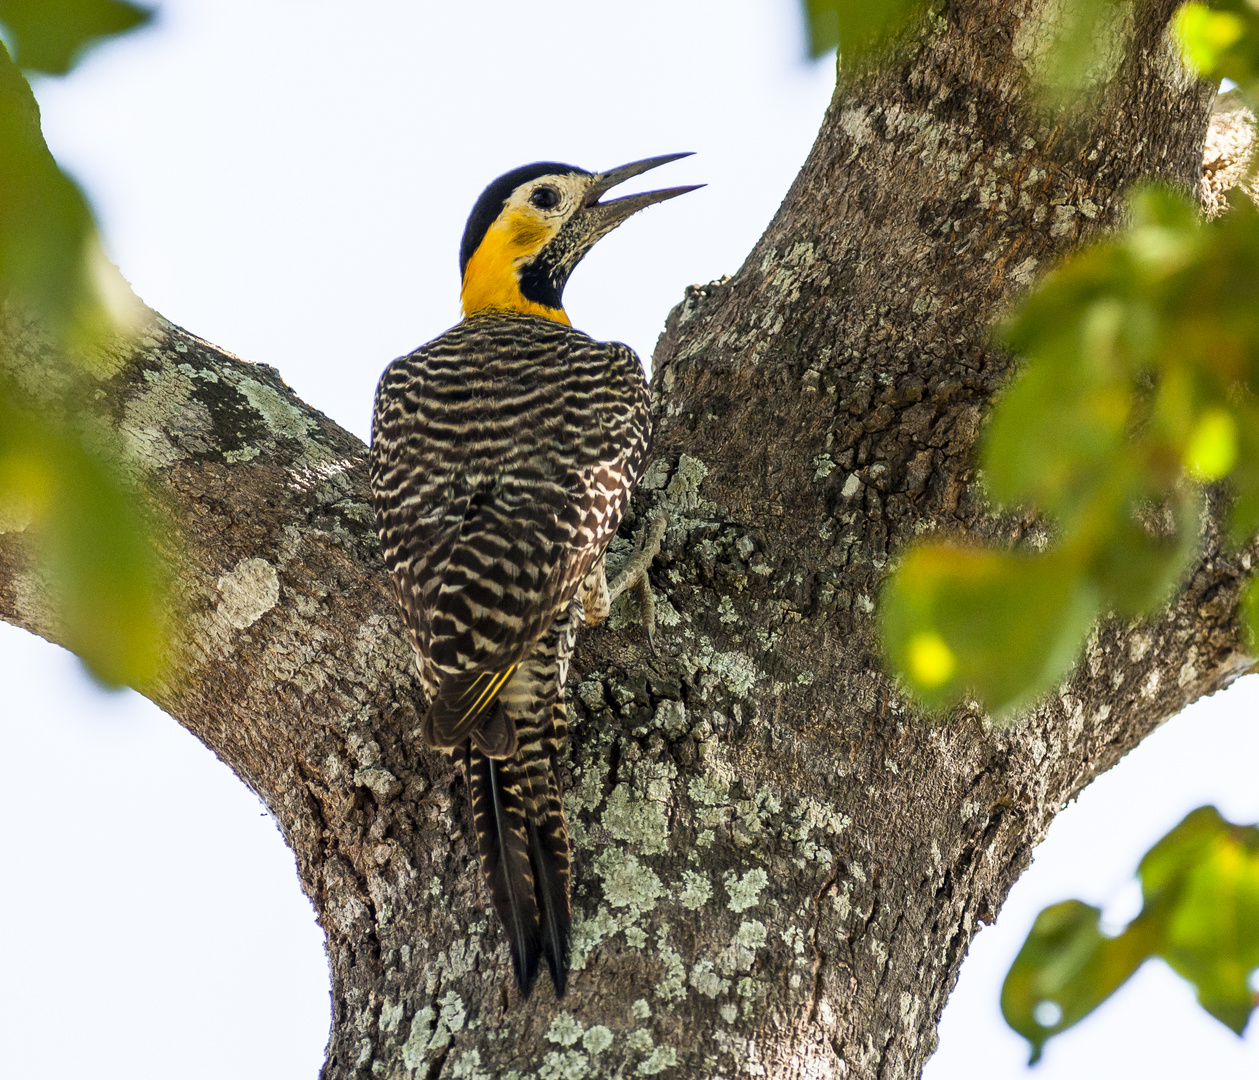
369,154,698,997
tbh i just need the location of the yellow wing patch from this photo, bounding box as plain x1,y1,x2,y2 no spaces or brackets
457,665,519,727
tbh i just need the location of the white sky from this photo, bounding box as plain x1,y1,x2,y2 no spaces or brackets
3,2,1257,1077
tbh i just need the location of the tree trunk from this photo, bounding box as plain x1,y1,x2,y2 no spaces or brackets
0,3,1245,1078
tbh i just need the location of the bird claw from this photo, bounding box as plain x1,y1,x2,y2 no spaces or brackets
607,510,667,649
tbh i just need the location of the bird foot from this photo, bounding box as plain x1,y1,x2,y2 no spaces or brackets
607,511,667,650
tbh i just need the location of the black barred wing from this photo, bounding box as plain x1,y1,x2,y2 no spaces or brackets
369,312,651,727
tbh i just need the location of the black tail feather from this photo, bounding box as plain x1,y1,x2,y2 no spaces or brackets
526,809,571,996
468,750,541,993
466,746,571,997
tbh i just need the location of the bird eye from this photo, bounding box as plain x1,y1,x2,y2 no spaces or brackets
530,187,560,210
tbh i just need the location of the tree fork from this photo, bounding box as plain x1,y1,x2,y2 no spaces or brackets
0,3,1247,1078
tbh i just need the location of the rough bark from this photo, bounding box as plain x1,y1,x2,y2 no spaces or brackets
0,3,1248,1078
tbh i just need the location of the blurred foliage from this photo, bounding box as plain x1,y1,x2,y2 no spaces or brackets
1,40,117,348
0,0,151,75
801,0,1129,100
0,384,167,686
822,0,1259,1064
800,0,929,61
883,187,1259,716
0,4,167,688
1176,1,1259,98
1028,0,1129,103
882,545,1101,717
1004,807,1259,1062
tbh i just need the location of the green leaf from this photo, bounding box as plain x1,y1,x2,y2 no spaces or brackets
1138,807,1229,905
1144,808,1259,1033
1028,0,1129,103
1004,808,1259,1061
879,544,1099,717
1087,490,1202,616
987,187,1204,520
0,381,168,688
0,40,140,349
800,0,929,61
1001,900,1156,1065
0,18,169,687
1174,1,1259,96
0,0,152,75
0,40,91,326
1184,408,1238,481
981,317,1134,517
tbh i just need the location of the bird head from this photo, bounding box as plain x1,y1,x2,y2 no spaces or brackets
458,153,700,325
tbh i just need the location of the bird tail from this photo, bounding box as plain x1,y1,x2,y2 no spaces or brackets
465,740,571,997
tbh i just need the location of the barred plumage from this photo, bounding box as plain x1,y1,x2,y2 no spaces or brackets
368,154,694,998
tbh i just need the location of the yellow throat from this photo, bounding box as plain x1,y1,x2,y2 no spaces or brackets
460,209,570,325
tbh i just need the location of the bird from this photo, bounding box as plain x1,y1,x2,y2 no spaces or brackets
369,154,698,997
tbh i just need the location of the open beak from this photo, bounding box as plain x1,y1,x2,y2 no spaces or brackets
581,152,703,228
536,153,702,293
